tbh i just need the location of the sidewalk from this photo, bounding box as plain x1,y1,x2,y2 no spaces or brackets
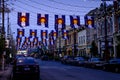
0,65,13,80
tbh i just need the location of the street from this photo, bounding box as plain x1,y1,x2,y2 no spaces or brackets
38,59,120,80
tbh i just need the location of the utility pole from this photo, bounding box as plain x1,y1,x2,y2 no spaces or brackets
1,0,5,39
7,12,10,40
1,0,5,71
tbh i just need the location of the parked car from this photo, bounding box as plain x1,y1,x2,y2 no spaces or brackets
61,55,72,64
70,56,85,66
65,56,74,65
102,58,120,73
41,55,49,60
12,57,40,80
84,57,105,69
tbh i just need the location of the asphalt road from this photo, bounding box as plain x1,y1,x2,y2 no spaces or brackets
37,59,120,80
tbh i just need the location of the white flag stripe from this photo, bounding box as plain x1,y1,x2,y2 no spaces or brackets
22,12,26,16
21,22,25,27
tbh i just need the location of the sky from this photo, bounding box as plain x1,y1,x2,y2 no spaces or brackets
5,0,113,40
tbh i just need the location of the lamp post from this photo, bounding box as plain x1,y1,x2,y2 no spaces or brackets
73,28,77,56
102,0,110,61
58,28,61,57
1,0,5,40
1,0,5,71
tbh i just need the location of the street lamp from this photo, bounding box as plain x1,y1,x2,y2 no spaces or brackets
102,0,110,61
58,28,62,57
73,28,77,56
0,0,6,54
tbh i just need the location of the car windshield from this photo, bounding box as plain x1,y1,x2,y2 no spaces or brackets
74,57,84,61
91,58,103,61
17,57,36,64
110,59,120,63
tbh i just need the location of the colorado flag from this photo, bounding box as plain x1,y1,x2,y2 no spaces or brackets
37,14,48,27
70,15,80,28
55,15,65,30
85,16,94,28
17,12,29,27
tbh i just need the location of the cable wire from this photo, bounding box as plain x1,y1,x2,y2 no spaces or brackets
48,0,101,8
16,0,89,15
28,0,92,12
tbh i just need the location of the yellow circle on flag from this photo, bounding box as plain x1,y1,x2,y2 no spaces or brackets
58,19,63,24
64,33,67,36
88,20,92,25
20,16,26,22
40,17,46,23
19,31,22,35
32,32,35,36
43,32,46,36
54,33,56,36
73,19,78,24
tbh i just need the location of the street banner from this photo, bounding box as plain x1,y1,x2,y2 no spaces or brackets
41,30,48,39
17,12,29,27
85,16,94,28
62,29,68,39
30,29,37,37
55,15,65,31
37,14,49,27
17,28,24,37
51,30,57,40
70,15,80,28
49,37,54,45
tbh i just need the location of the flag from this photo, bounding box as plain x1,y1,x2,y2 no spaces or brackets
33,37,38,45
41,30,48,39
24,37,30,45
49,37,54,45
37,41,41,47
51,30,57,40
17,29,24,37
16,37,21,43
30,29,37,37
22,42,28,50
70,15,80,28
30,41,34,48
24,37,30,43
55,15,65,30
16,36,22,48
85,16,94,28
37,14,48,27
42,39,47,46
62,29,68,39
17,12,29,27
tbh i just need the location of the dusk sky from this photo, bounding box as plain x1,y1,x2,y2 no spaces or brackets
6,0,113,39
